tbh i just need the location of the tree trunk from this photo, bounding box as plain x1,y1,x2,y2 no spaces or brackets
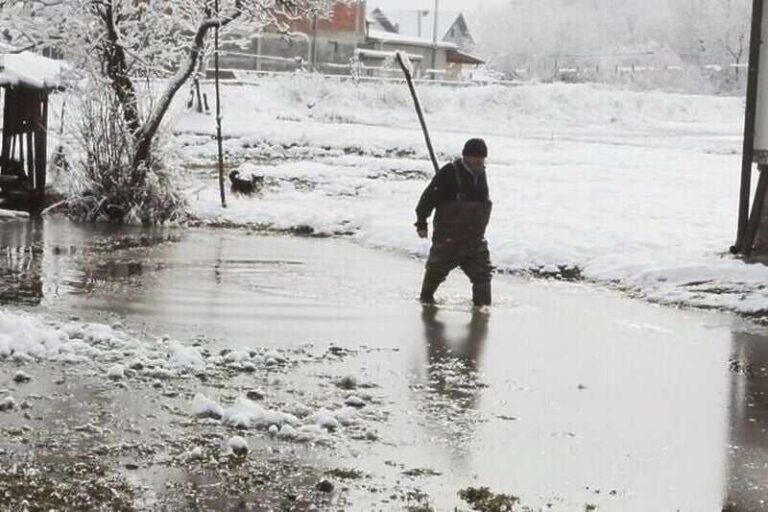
132,14,239,171
99,3,141,136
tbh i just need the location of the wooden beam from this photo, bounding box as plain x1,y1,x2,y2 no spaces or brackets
743,165,768,257
0,88,10,176
34,92,48,193
734,0,765,254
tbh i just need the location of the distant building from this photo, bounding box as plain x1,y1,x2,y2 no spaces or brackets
216,1,484,80
368,8,476,52
218,2,367,74
362,7,483,80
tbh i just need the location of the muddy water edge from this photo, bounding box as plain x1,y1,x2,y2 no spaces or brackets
1,216,768,511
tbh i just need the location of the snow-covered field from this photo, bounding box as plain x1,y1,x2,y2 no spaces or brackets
173,76,763,315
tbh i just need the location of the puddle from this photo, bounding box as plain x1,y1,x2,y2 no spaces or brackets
1,216,768,510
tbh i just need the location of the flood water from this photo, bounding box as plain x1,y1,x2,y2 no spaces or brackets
2,216,768,511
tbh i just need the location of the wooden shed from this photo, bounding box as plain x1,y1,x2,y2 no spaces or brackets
0,52,63,210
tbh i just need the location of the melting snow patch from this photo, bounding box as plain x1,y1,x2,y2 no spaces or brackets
344,395,365,408
309,409,340,432
224,350,251,363
13,371,32,384
106,364,125,380
225,435,249,456
0,396,15,412
192,393,224,420
277,424,297,439
168,343,206,373
222,396,300,430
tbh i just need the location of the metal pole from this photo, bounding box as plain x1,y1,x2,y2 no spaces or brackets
733,0,764,253
214,0,226,208
395,52,440,174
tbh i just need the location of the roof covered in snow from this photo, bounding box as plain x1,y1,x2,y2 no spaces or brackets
447,49,485,65
369,7,468,43
367,29,457,49
355,48,424,61
0,51,64,90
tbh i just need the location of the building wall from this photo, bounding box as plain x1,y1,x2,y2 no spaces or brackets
215,1,461,78
218,31,363,74
358,41,449,78
216,1,366,74
284,2,366,35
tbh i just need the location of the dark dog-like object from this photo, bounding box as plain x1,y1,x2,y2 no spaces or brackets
229,170,264,195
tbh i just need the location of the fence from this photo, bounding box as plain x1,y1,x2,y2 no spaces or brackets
211,48,749,92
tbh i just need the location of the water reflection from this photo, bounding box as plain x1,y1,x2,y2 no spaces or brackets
723,331,768,511
415,306,489,466
421,305,488,406
0,217,176,305
0,218,44,305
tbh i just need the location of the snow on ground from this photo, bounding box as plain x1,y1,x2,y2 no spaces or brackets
0,308,369,446
172,76,761,314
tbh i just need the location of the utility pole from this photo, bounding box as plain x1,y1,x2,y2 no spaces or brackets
310,15,318,72
417,10,428,38
431,0,439,79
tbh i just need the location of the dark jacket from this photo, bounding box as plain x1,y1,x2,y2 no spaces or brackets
415,159,490,228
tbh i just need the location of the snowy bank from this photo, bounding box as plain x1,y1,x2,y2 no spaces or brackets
1,309,369,446
172,77,764,316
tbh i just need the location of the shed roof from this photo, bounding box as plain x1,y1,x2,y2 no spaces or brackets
0,51,64,90
367,29,457,49
355,48,424,61
447,49,485,65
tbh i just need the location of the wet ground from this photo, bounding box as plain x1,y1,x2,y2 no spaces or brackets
2,217,768,511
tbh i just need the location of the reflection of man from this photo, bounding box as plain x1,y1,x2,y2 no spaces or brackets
422,306,489,386
417,306,489,468
415,138,493,307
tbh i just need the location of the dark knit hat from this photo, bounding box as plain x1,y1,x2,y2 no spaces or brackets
462,138,488,158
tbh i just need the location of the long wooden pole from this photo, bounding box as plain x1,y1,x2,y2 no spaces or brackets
214,0,226,208
733,0,764,253
395,52,440,174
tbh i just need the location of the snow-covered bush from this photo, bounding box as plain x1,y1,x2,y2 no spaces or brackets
3,0,339,223
67,85,187,224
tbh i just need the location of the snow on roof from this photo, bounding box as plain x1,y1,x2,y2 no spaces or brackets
0,51,64,89
369,7,464,42
355,48,423,61
367,29,456,49
447,49,485,65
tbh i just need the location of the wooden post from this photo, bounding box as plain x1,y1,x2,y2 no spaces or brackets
395,52,440,175
36,93,49,192
1,88,10,176
743,164,768,257
214,0,226,208
734,0,765,253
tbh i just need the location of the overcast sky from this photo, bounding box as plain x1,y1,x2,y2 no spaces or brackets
370,0,483,12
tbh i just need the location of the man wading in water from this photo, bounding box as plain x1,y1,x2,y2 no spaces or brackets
415,138,493,307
